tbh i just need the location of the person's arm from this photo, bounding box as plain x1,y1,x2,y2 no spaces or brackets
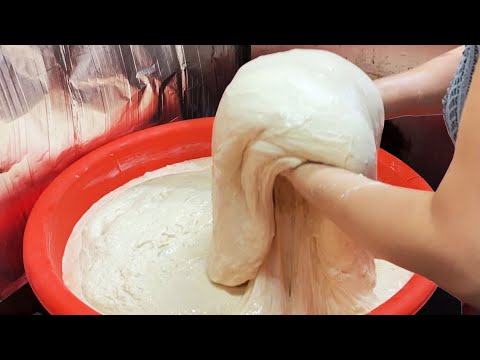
284,58,480,307
375,46,464,119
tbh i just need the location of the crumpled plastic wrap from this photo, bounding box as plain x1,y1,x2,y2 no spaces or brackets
0,45,248,300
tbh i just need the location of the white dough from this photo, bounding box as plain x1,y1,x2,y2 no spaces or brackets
63,158,246,315
208,49,389,314
63,157,412,315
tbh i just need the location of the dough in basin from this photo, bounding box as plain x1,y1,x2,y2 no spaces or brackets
63,49,396,315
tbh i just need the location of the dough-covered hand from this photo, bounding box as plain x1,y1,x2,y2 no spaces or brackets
284,162,377,214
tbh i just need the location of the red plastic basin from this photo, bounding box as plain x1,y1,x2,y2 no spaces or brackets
23,117,437,315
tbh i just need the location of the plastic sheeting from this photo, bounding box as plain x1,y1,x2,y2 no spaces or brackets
0,45,248,300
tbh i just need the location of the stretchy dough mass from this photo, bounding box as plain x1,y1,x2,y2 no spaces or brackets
207,49,386,314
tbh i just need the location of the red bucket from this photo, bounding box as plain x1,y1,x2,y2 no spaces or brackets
23,117,436,315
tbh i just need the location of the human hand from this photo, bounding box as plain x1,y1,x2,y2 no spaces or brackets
372,46,464,120
283,162,375,213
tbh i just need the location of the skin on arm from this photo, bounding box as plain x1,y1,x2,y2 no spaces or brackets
375,45,464,119
284,59,480,307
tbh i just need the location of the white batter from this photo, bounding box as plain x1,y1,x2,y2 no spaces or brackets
63,158,245,315
63,157,412,315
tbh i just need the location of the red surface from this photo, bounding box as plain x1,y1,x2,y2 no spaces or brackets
23,117,436,315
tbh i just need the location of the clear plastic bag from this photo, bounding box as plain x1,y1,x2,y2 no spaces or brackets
0,45,246,300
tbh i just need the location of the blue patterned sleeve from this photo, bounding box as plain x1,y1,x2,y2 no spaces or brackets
442,45,479,143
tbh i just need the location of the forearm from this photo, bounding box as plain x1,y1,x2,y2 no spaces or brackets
375,46,464,119
285,164,436,269
283,164,475,302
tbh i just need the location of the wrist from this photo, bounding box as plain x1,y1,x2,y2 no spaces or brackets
285,163,374,213
374,77,405,120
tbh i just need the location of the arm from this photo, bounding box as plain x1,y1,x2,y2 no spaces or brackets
375,46,464,119
285,61,480,307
